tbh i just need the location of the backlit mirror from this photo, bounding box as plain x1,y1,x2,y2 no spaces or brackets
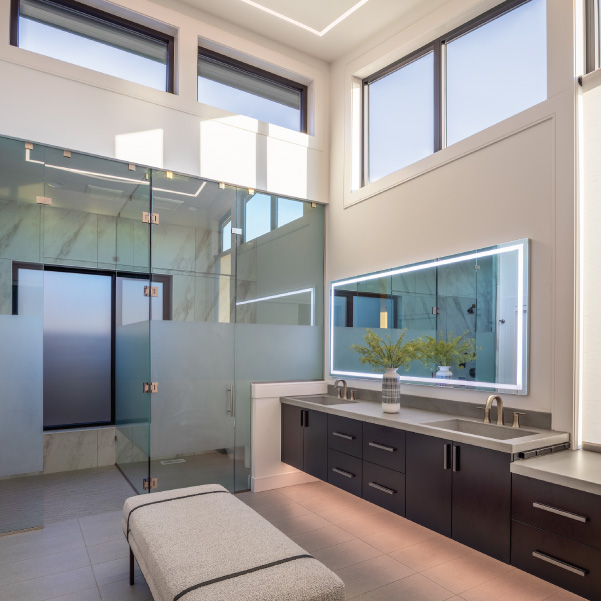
330,239,529,394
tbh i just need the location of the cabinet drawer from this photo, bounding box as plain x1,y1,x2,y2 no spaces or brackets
363,423,405,473
512,520,601,601
328,415,363,459
362,461,405,516
513,475,601,549
328,449,362,496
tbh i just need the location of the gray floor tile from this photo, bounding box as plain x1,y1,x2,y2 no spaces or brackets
336,555,414,599
0,548,89,586
92,557,141,586
288,524,356,552
0,520,81,549
353,573,455,601
0,566,96,601
0,530,85,566
83,524,124,547
86,539,130,565
272,512,332,536
312,538,383,571
79,512,122,533
98,577,151,601
53,589,101,601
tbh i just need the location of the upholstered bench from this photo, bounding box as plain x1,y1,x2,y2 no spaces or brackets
122,484,345,601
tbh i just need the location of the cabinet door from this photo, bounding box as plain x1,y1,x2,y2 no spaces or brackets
303,409,328,480
405,432,452,537
281,404,304,471
452,443,511,563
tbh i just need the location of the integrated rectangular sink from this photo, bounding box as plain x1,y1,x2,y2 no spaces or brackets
291,395,358,406
426,419,537,440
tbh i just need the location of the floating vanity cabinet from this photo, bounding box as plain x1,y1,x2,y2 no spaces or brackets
328,449,362,496
362,460,405,514
405,432,511,562
281,404,327,480
512,475,601,601
328,415,363,458
452,442,511,563
406,432,452,537
363,423,405,472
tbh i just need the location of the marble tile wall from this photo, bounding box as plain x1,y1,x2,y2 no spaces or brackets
43,427,116,474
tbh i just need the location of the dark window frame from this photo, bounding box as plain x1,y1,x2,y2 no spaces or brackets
361,0,538,187
198,47,308,133
12,262,171,431
586,0,599,74
10,0,175,93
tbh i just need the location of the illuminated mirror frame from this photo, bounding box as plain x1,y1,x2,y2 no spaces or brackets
330,239,529,394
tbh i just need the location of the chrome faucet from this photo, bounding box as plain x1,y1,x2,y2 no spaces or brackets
334,379,347,400
483,395,504,426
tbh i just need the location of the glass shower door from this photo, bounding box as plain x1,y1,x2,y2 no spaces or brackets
148,172,238,492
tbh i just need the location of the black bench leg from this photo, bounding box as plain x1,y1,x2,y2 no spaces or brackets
129,547,134,585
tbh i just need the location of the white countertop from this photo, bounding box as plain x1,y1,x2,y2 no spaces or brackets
511,450,601,496
281,396,569,455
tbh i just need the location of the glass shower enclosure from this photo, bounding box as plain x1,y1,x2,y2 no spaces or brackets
0,134,324,536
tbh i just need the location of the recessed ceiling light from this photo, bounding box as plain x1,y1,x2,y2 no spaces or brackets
239,0,369,36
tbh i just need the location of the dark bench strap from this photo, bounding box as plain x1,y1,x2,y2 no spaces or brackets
126,489,229,542
173,554,314,601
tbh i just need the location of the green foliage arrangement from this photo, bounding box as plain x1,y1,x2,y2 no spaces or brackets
351,328,421,373
418,330,478,371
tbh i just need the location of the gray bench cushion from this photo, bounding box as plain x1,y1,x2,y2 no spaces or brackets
123,484,344,601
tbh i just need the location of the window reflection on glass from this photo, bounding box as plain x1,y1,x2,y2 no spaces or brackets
221,218,232,253
17,0,169,91
277,197,304,227
244,193,271,242
446,0,546,145
368,52,435,183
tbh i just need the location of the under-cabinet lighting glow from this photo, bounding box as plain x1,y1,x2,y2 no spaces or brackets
330,243,526,392
239,0,369,37
237,287,315,326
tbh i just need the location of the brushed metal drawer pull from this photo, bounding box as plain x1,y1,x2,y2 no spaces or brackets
368,442,396,452
332,467,355,479
333,432,355,440
533,502,589,523
368,481,396,495
532,551,588,577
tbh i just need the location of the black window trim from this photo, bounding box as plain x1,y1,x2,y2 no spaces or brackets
12,262,172,431
361,0,538,187
10,0,176,93
198,46,308,134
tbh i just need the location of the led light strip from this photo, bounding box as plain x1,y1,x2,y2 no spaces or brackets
239,0,369,37
330,243,526,392
236,287,315,326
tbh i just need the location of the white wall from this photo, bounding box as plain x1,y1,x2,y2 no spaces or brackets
0,0,330,202
326,0,577,434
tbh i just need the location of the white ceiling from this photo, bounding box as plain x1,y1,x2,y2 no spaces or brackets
175,0,453,62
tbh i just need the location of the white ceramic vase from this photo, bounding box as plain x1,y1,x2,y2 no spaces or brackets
382,367,401,413
436,365,453,381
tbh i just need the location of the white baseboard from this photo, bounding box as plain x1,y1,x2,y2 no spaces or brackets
251,471,318,492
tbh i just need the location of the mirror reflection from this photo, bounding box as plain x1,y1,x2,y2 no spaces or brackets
330,240,529,394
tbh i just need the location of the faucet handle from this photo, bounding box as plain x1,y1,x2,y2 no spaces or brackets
347,389,356,401
476,406,490,423
512,412,526,429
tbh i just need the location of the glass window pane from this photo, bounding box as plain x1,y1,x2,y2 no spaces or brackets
245,193,271,242
277,197,304,228
198,55,303,131
41,270,112,428
18,0,168,91
446,0,547,145
116,277,164,326
368,52,434,183
222,219,232,252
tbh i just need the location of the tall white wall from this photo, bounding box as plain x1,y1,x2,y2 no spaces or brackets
0,0,330,202
327,0,577,434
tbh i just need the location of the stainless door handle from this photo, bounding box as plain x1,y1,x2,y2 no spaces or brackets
533,502,588,523
368,442,395,452
452,445,459,472
443,443,451,470
532,551,588,577
332,467,355,478
333,432,355,440
368,482,396,495
227,384,234,417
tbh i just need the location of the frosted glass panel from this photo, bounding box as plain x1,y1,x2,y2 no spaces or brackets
446,0,547,145
42,270,112,427
368,52,434,182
